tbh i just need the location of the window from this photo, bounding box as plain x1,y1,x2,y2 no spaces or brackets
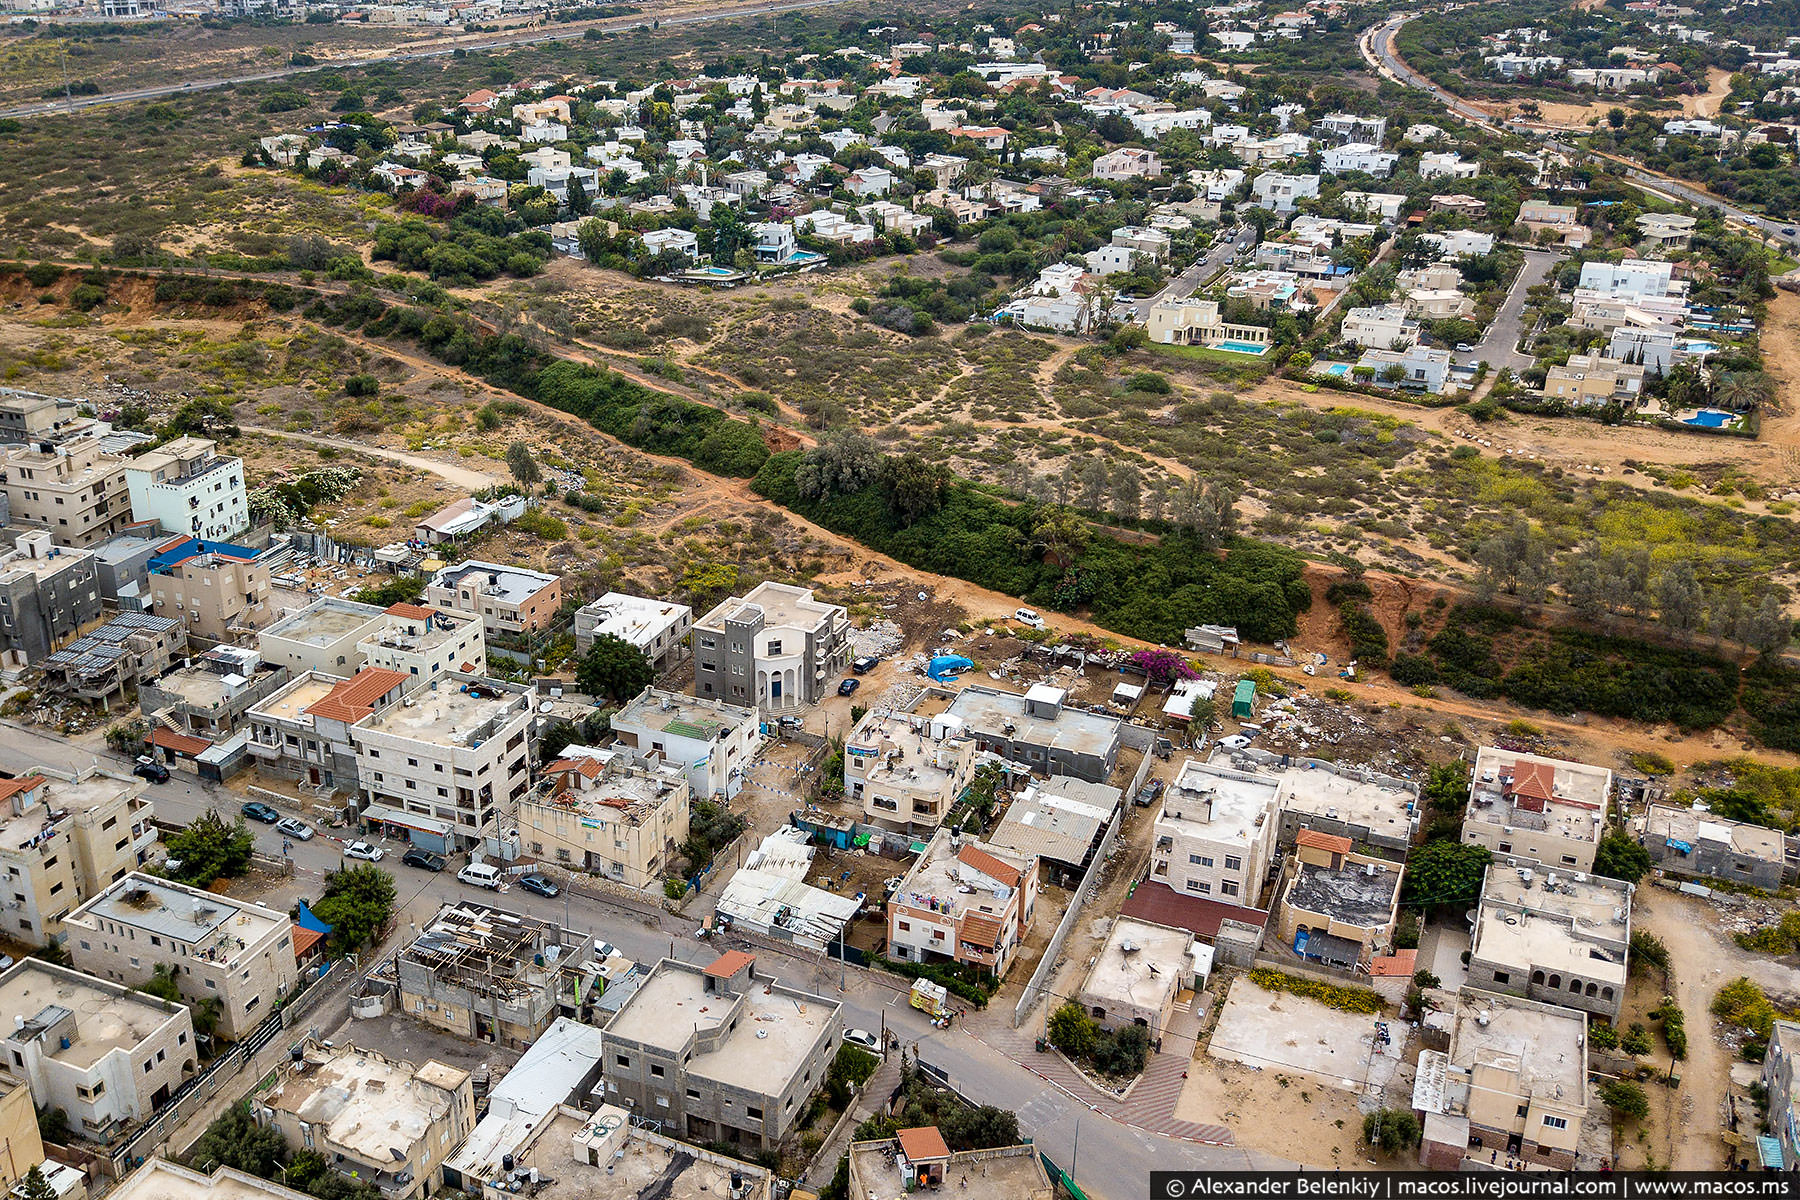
897,921,911,931
1541,1115,1567,1130
1185,880,1212,894
1561,856,1578,865
686,1088,700,1100
1188,854,1211,866
1219,881,1239,897
746,1106,763,1120
1492,971,1511,985
1516,1105,1528,1118
650,1065,665,1078
617,1055,631,1068
1223,855,1242,872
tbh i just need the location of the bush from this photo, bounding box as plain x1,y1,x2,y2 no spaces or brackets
1621,1023,1654,1056
1589,1023,1620,1050
663,877,686,900
1713,977,1777,1039
1600,1080,1651,1122
344,373,379,397
873,956,997,1007
1246,968,1383,1014
1363,1109,1421,1153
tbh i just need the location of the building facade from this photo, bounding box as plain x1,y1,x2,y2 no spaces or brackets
1149,758,1280,906
0,531,103,667
887,829,1039,977
608,688,761,801
572,592,692,667
425,561,562,636
0,434,131,548
846,708,977,835
520,748,690,889
0,767,155,947
691,582,850,711
124,438,247,542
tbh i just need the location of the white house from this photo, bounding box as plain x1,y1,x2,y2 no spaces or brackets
1091,148,1164,181
1340,304,1419,350
751,222,799,263
1320,143,1399,177
1419,151,1480,180
1250,171,1320,213
640,227,700,259
845,167,895,198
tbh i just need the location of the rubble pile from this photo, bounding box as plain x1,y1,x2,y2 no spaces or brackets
852,619,905,659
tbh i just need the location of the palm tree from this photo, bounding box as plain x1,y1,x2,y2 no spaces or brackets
1714,371,1774,412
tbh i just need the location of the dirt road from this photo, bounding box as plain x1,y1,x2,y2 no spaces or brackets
240,425,502,491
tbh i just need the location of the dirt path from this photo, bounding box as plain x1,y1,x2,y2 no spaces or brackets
239,426,502,491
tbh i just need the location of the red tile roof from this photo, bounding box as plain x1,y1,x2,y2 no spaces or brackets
385,603,436,620
1120,881,1268,940
959,913,1005,948
896,1127,951,1163
1368,948,1417,977
306,668,410,724
0,775,48,803
1296,829,1353,855
544,757,605,780
150,727,212,757
957,844,1022,888
291,925,327,959
704,950,756,979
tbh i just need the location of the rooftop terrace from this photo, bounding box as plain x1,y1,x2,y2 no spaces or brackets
70,873,286,952
0,960,182,1071
359,677,528,746
268,1043,468,1166
250,674,341,725
1081,918,1191,1010
1450,990,1586,1102
0,769,140,854
943,685,1121,759
848,1139,1049,1200
699,581,841,632
260,598,383,648
530,1107,772,1200
1160,759,1280,843
1468,748,1610,842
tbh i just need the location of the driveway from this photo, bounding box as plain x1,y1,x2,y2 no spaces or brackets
1129,223,1251,323
1465,247,1563,371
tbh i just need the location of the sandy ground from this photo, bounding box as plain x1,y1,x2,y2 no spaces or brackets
1480,67,1732,130
1175,1055,1379,1168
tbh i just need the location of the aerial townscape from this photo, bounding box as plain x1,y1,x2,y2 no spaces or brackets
3,0,1800,1193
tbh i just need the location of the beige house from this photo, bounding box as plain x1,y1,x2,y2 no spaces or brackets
425,560,562,635
1076,917,1196,1043
1149,758,1280,906
1463,747,1610,872
846,708,976,835
257,1040,474,1200
1274,831,1403,970
257,597,386,676
356,602,487,691
0,1067,45,1193
520,747,691,889
0,433,131,548
149,545,271,643
64,873,298,1040
1415,990,1586,1170
104,1159,312,1200
1636,211,1697,250
1145,298,1270,350
390,902,564,1049
1543,353,1645,406
888,829,1039,977
0,767,154,947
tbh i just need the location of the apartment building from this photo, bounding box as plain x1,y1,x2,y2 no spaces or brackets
1415,990,1587,1170
943,685,1122,783
356,603,487,691
426,560,562,636
1317,113,1387,144
607,687,760,801
1149,758,1279,907
0,389,78,442
1641,803,1791,892
64,873,298,1040
888,828,1039,977
139,644,291,741
0,1067,44,1193
389,902,563,1049
1274,832,1404,970
1270,757,1420,853
258,1039,473,1200
0,530,103,667
247,667,410,793
0,434,130,548
692,582,850,711
601,952,841,1149
1463,747,1610,872
845,707,976,835
0,959,197,1143
257,597,386,675
1465,857,1632,1020
0,766,154,947
1544,353,1646,406
572,591,692,667
146,538,272,643
124,437,247,542
1576,257,1678,300
1763,1021,1800,1171
354,675,533,849
520,747,690,889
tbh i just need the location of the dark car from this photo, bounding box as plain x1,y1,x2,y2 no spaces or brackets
838,678,861,697
132,760,171,784
241,801,280,823
851,655,880,674
402,848,447,872
518,872,559,898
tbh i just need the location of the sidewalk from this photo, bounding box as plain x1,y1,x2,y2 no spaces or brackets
800,1055,902,1190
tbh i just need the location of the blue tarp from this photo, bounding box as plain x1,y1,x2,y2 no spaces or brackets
1759,1136,1783,1169
295,900,333,935
1665,838,1693,854
927,655,974,682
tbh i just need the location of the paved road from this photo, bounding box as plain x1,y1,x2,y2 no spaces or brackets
0,0,858,120
1358,14,1800,249
1128,223,1251,323
1466,246,1562,371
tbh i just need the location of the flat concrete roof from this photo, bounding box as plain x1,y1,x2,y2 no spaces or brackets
1471,872,1628,985
1480,862,1632,937
1160,758,1280,844
575,592,690,640
849,1140,1048,1200
260,598,384,648
613,688,757,742
1080,918,1192,1012
250,673,341,724
69,872,286,952
0,960,182,1071
1285,857,1400,928
1272,763,1417,838
1450,990,1586,1104
848,709,967,796
530,1107,773,1200
894,832,1031,925
108,1161,312,1200
1645,803,1786,862
268,1043,468,1166
1469,747,1610,844
433,560,559,604
359,678,527,746
698,580,841,633
0,769,140,852
944,685,1122,760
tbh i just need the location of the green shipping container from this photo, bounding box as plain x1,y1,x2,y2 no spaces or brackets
1232,679,1257,720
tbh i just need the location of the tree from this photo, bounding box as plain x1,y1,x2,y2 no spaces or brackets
1714,370,1775,412
794,430,881,501
1170,477,1235,550
1128,648,1198,686
506,442,543,490
1656,562,1704,640
191,1102,289,1176
1475,518,1550,601
1047,1000,1097,1058
1030,505,1090,569
1362,1109,1421,1153
1593,832,1652,884
16,1167,56,1200
164,810,255,887
36,1107,68,1146
140,963,182,1003
704,202,749,262
1739,594,1793,656
312,863,397,953
351,575,426,607
566,174,591,217
1599,1080,1650,1122
1400,841,1491,910
575,633,654,703
878,453,950,527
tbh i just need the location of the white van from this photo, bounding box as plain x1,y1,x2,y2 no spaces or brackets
457,862,503,889
1013,607,1045,630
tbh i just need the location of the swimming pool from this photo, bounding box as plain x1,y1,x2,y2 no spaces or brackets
1684,409,1733,428
1214,340,1269,356
694,266,739,277
1323,362,1351,377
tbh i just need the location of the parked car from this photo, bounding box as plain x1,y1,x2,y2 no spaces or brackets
0,954,12,971
838,678,861,697
1218,733,1253,751
591,940,620,962
275,817,314,841
842,1028,884,1055
779,715,805,730
518,872,559,898
402,848,446,872
1455,342,1475,353
241,801,280,824
1013,606,1045,630
852,655,880,674
133,758,170,784
457,862,502,889
1785,227,1798,236
343,841,384,862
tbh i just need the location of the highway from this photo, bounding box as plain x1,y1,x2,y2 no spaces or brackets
1358,13,1800,249
0,0,857,120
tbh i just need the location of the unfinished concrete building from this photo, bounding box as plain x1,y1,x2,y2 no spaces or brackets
387,902,564,1049
1464,857,1632,1021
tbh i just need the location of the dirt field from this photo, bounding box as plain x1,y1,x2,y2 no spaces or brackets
1175,1053,1378,1167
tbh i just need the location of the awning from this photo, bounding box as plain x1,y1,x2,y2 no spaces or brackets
150,726,213,758
1759,1136,1783,1169
361,803,457,838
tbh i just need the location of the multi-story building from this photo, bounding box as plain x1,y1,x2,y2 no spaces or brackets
1544,353,1645,406
1463,747,1610,872
1464,857,1632,1020
0,388,78,442
1640,803,1792,892
146,538,272,643
425,561,562,636
845,707,977,835
573,592,692,667
520,747,690,889
1576,257,1678,300
124,437,247,542
1274,832,1404,970
0,530,103,667
256,1040,474,1200
64,872,298,1040
600,952,841,1149
1415,990,1587,1170
39,612,186,707
356,603,487,691
691,582,850,711
0,433,131,548
1269,756,1420,853
139,644,291,741
389,902,564,1049
1149,758,1280,906
1317,112,1387,144
608,688,760,800
247,667,410,794
0,959,197,1142
943,685,1122,783
1340,304,1418,350
888,828,1039,977
1076,918,1197,1044
1319,143,1399,177
1763,1021,1800,1171
1090,147,1163,180
257,597,386,676
353,675,533,849
848,1128,1052,1200
0,766,154,947
0,1066,45,1193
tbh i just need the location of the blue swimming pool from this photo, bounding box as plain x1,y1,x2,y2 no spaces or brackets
1684,409,1733,428
1324,362,1351,377
694,266,738,277
1214,340,1269,356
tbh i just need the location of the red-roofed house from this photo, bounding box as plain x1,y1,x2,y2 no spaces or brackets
888,827,1038,977
1465,747,1611,872
246,667,409,794
1275,835,1403,971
